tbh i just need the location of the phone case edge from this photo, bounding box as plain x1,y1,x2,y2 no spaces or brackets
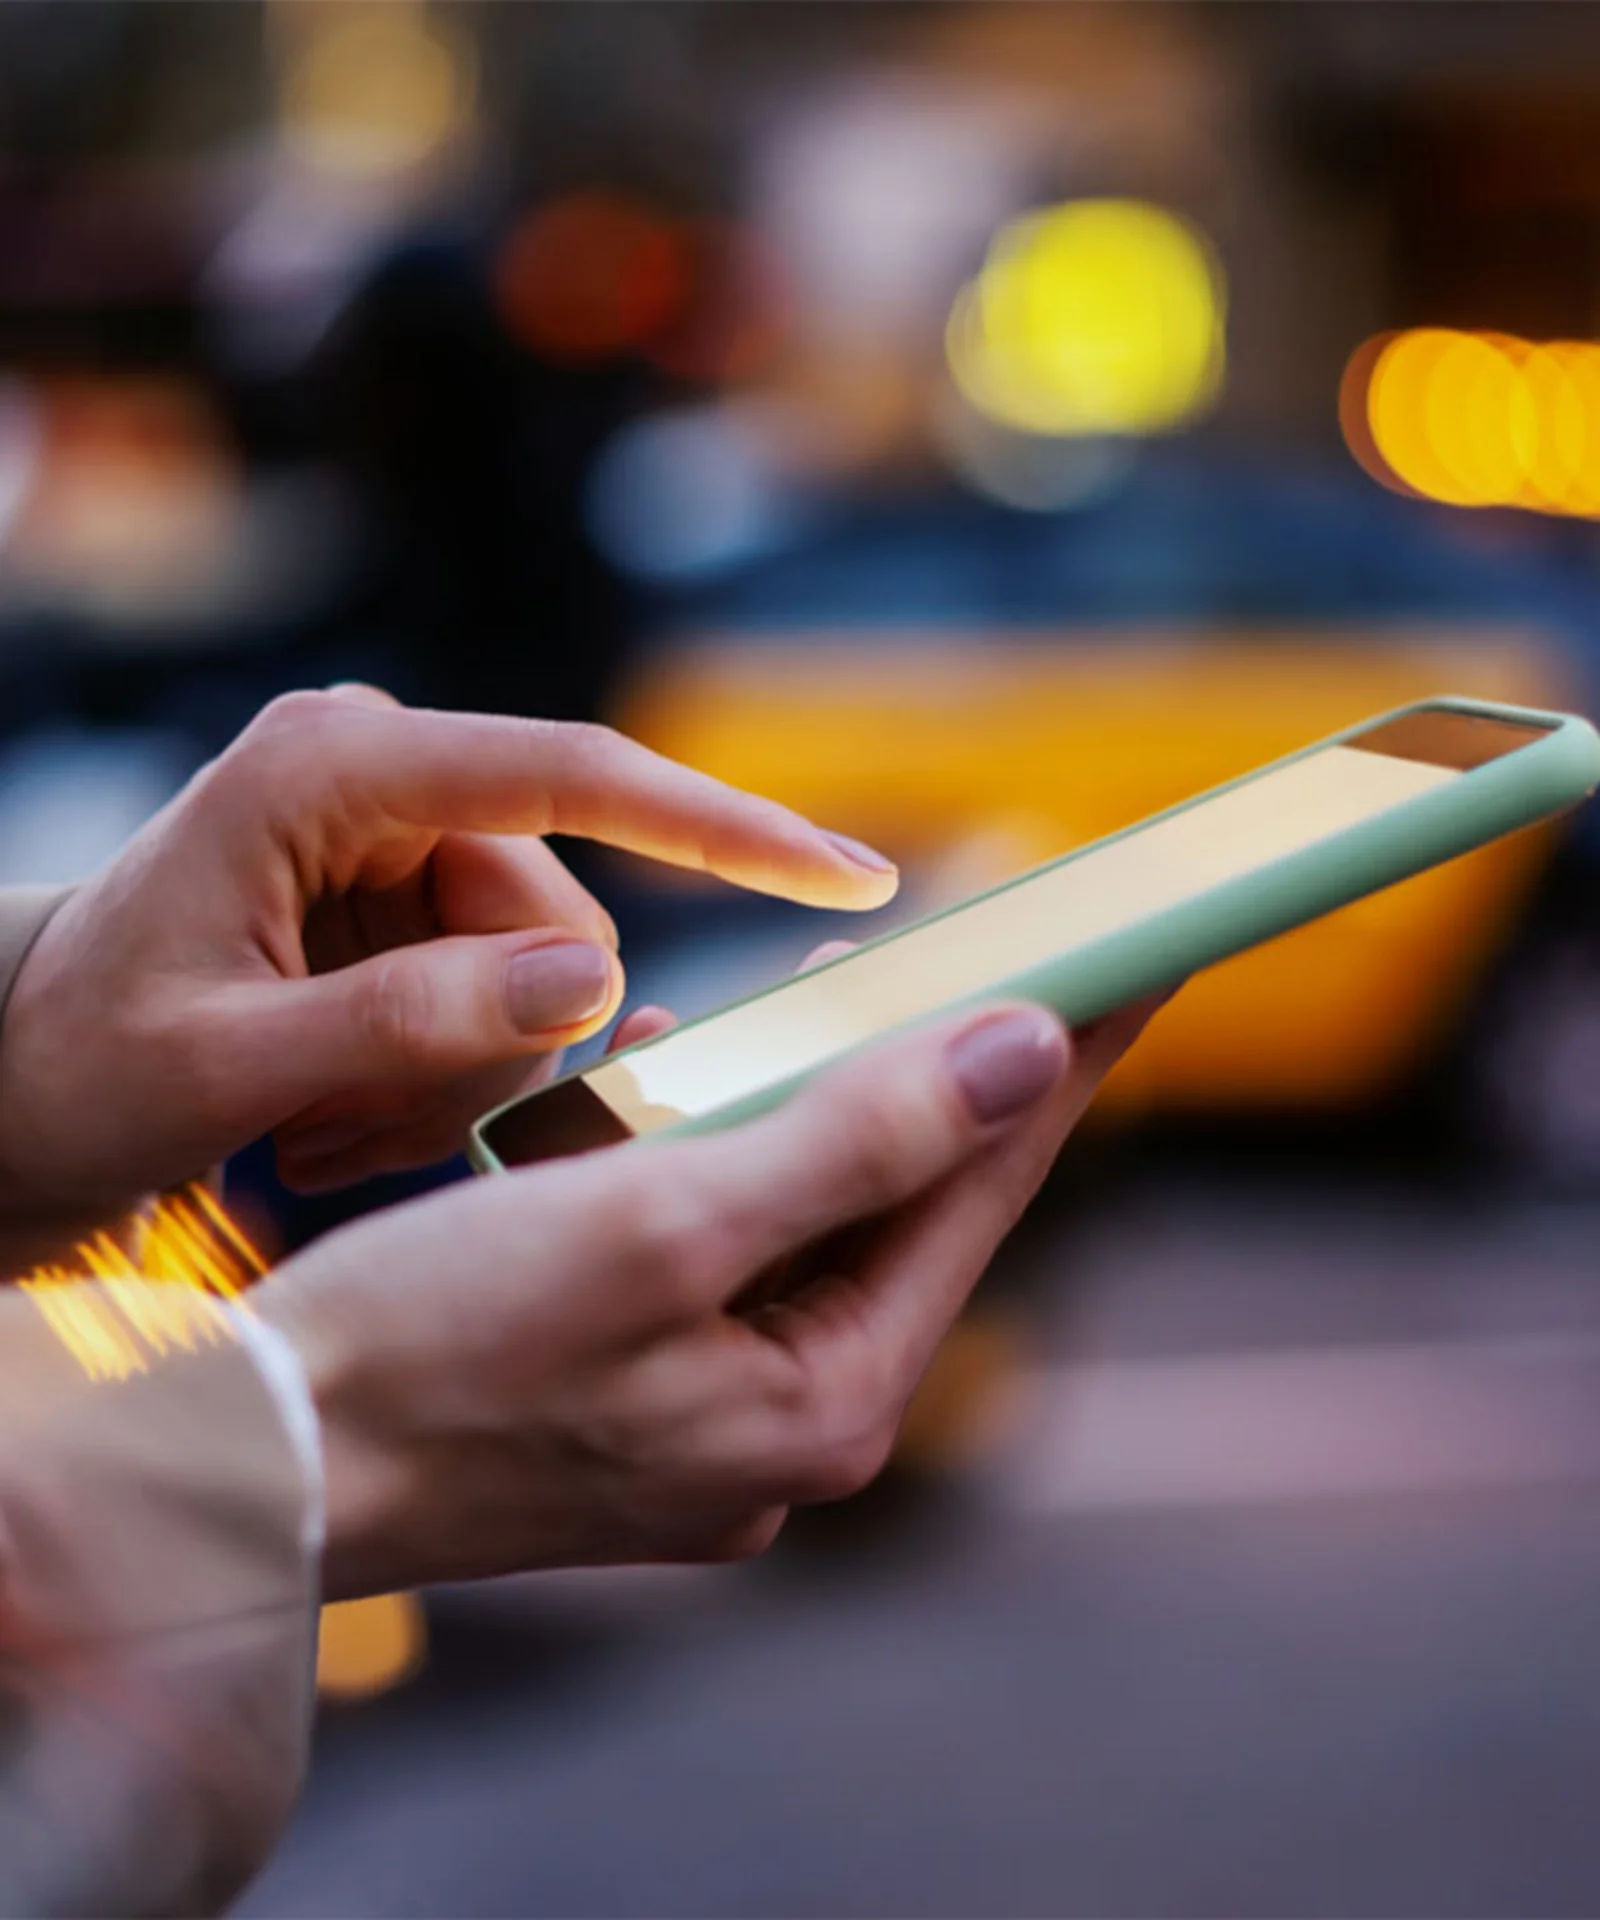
470,697,1600,1170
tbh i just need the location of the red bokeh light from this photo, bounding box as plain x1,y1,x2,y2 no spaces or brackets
493,191,689,364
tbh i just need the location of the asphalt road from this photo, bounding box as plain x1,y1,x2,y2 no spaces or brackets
241,1169,1600,1918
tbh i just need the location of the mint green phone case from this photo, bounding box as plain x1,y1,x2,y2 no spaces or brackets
470,696,1600,1172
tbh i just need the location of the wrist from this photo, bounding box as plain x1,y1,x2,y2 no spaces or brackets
251,1276,422,1602
230,1307,326,1562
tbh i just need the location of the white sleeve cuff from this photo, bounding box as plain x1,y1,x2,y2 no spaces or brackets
230,1306,327,1561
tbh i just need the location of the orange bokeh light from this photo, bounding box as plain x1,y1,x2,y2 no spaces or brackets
1348,326,1600,519
1428,330,1523,506
1369,330,1480,505
1549,341,1600,514
1338,331,1399,492
1518,343,1588,510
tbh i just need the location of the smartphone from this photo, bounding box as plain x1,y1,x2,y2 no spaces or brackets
471,697,1600,1173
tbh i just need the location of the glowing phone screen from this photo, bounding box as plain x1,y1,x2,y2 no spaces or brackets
482,709,1550,1165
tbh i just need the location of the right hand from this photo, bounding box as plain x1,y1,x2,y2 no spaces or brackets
254,991,1165,1600
0,690,897,1258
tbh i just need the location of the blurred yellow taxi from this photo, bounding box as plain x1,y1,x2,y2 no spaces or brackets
616,627,1574,1123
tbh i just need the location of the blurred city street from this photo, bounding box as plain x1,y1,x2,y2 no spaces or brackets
245,1162,1600,1918
9,3,1600,1912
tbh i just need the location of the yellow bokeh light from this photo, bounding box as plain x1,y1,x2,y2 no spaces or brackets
18,1184,425,1701
284,6,471,179
317,1592,427,1701
1353,326,1600,519
947,199,1225,438
18,1183,263,1382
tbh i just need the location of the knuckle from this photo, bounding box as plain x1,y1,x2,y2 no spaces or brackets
626,1182,731,1311
783,1356,900,1503
527,717,620,766
762,1351,822,1431
134,993,241,1139
696,1509,788,1563
569,718,623,756
797,1423,896,1504
173,1037,237,1140
837,1091,917,1205
226,692,352,794
361,956,435,1063
564,1392,656,1477
241,689,346,755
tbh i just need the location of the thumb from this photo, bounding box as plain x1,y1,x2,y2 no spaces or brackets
246,931,621,1107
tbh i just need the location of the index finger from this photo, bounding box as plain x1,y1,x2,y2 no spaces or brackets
252,696,899,911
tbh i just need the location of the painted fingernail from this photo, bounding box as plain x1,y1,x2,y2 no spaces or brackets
946,1009,1067,1124
821,829,897,874
505,941,613,1034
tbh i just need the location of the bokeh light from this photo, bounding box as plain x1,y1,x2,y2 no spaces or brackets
945,198,1226,438
10,376,242,619
282,5,472,181
494,192,689,365
495,201,782,382
934,386,1137,512
587,404,802,581
645,221,786,385
1548,341,1600,514
1350,326,1600,516
0,377,41,551
316,1593,427,1701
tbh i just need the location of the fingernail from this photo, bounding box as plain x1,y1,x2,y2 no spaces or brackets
946,1009,1067,1124
821,828,896,875
505,941,613,1034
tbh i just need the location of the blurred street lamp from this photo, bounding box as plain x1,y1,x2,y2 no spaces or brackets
1345,326,1600,517
945,198,1227,440
278,1,473,182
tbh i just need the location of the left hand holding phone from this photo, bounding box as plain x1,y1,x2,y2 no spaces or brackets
253,990,1157,1597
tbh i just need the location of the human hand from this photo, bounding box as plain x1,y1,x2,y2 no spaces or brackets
0,690,896,1255
253,990,1162,1599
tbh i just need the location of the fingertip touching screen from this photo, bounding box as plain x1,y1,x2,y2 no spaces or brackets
482,708,1552,1167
